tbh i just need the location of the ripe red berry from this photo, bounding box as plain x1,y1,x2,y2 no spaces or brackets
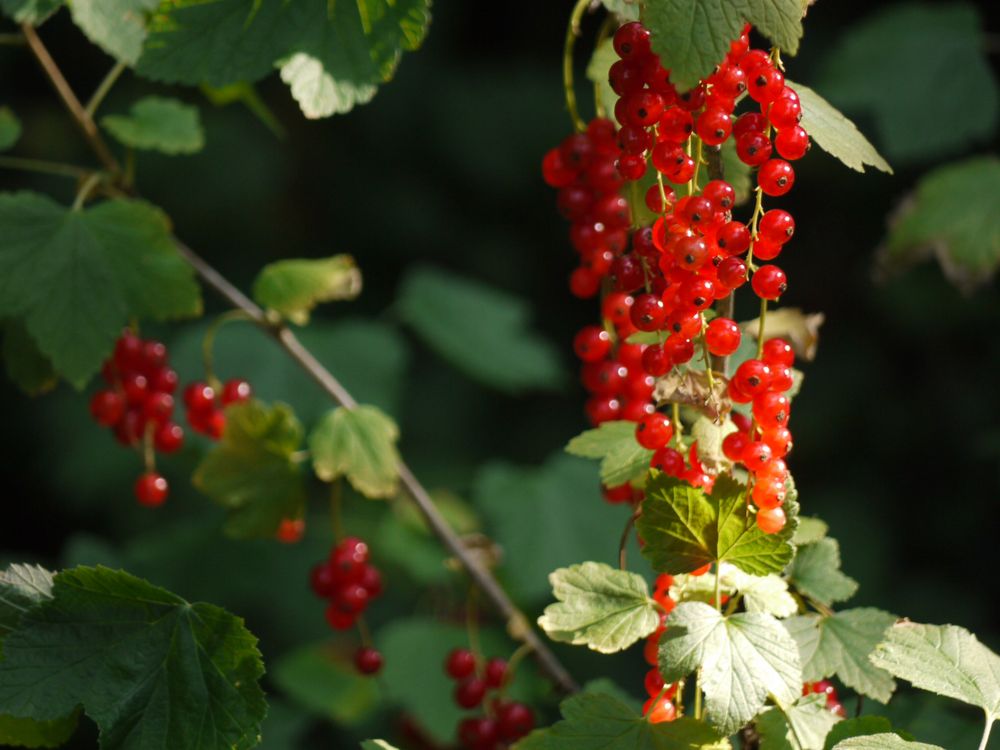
484,657,507,688
722,430,750,462
445,648,477,680
756,506,786,534
221,378,253,405
747,65,785,103
454,677,487,709
644,668,665,697
90,390,125,427
636,412,674,450
149,367,179,394
354,647,383,675
752,265,787,300
496,702,535,741
733,359,772,396
758,159,795,196
736,131,772,166
718,256,749,289
333,583,369,614
753,392,791,430
762,338,795,367
358,564,383,597
695,107,733,146
643,695,677,723
762,426,793,458
153,421,184,453
743,441,773,471
775,125,810,160
658,107,693,143
650,446,685,476
752,476,787,509
705,317,741,356
184,381,216,412
324,603,355,630
121,373,149,405
276,518,305,544
758,209,795,245
142,392,175,424
641,344,671,376
134,472,168,507
573,326,612,362
613,21,651,59
631,294,668,332
309,563,337,597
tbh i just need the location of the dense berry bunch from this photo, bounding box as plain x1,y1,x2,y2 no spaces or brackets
803,680,847,718
309,536,384,668
640,574,680,723
182,377,252,439
90,330,183,507
444,648,535,749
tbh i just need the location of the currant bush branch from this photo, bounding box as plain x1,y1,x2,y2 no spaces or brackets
19,23,581,695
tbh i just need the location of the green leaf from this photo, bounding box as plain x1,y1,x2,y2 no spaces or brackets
565,420,653,487
658,601,802,736
586,39,619,124
599,0,641,22
784,609,898,703
397,266,563,393
0,712,79,748
102,96,204,154
791,83,892,175
2,321,57,396
870,621,1000,723
309,404,400,499
278,0,430,118
824,717,904,750
0,193,201,387
515,691,730,749
475,454,638,603
538,562,660,653
793,517,828,546
361,742,400,750
729,568,797,618
637,472,797,576
831,736,943,750
641,0,804,91
0,563,53,637
816,3,998,164
757,695,842,750
878,157,1000,291
0,565,266,750
787,538,859,606
272,642,379,725
193,399,306,538
0,0,61,24
0,106,21,151
69,0,158,65
252,254,362,324
689,415,738,473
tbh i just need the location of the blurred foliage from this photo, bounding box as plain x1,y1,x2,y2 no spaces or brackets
1,0,999,748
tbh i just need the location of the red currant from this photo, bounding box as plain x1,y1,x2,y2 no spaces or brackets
134,472,168,507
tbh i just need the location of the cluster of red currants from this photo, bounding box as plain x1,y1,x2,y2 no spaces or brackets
640,574,681,723
444,648,535,749
182,377,252,440
803,680,847,718
90,331,184,507
721,337,796,534
309,536,384,673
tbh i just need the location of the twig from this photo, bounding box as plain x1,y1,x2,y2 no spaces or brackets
0,155,93,179
19,22,579,695
618,508,640,570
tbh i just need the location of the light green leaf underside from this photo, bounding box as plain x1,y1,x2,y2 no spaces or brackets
831,736,943,750
566,420,653,487
756,695,841,750
787,537,859,606
309,404,401,498
69,0,159,65
252,254,361,324
791,82,891,174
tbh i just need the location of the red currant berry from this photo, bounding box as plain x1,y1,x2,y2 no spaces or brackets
458,716,499,749
496,702,534,741
733,111,768,138
484,657,507,688
602,483,634,504
153,421,184,453
702,180,736,213
445,648,477,680
309,563,338,597
644,668,665,697
184,381,216,412
756,506,786,534
455,677,487,709
718,256,749,289
142,392,175,424
541,148,577,188
149,367,179,394
617,153,647,181
762,426,793,457
585,394,622,425
752,265,788,300
631,293,668,332
569,266,601,298
747,65,785,103
134,472,168,507
276,518,305,543
695,107,732,146
705,318,741,357
722,430,750,462
736,131,772,166
613,21,651,59
333,583,369,614
358,564,383,597
221,378,253,405
354,647,383,675
636,412,674,450
743,441,773,471
657,107,693,143
113,332,143,372
767,94,802,129
775,125,810,160
762,338,795,367
758,159,795,196
324,603,356,630
753,392,791,430
734,359,772,396
643,696,677,723
650,446,685,476
122,373,149,406
90,390,125,427
752,476,787,509
758,209,795,245
641,344,671,376
573,326,612,362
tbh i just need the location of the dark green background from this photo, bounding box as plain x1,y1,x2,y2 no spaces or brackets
1,0,998,747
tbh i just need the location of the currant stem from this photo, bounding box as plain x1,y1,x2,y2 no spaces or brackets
756,298,768,359
672,402,683,449
713,564,722,614
498,641,535,698
85,61,127,118
562,0,591,133
977,714,994,750
466,585,483,669
618,508,640,571
0,155,94,180
71,172,102,210
201,309,254,388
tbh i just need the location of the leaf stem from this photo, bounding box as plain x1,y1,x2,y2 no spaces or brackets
977,714,994,750
713,564,722,613
0,154,94,180
562,0,591,133
71,172,102,210
85,61,127,119
498,641,534,699
672,402,683,449
619,508,640,571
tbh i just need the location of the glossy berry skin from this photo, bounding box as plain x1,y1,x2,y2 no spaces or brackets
221,378,253,405
602,292,634,327
736,131,772,166
722,431,750,462
153,421,184,453
613,21,651,59
641,344,671,377
705,318,741,357
753,392,791,430
324,603,355,630
643,696,677,723
496,702,535,741
718,256,748,289
183,381,216,412
636,413,674,450
644,668,665,697
762,338,795,367
573,326,612,362
758,209,795,244
752,265,787,300
134,472,168,507
631,294,668,332
752,476,787,509
758,159,795,196
733,359,772,396
484,657,507,688
743,441,774,471
775,125,810,160
354,647,383,675
90,390,125,427
650,446,685,476
454,677,487,709
445,648,477,680
756,506,787,534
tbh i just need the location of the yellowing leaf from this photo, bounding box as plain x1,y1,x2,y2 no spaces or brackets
309,405,400,498
252,255,361,324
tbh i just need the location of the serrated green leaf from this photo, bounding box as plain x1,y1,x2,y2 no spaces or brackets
0,107,21,152
0,566,266,750
823,717,903,750
831,736,943,750
600,0,641,22
757,694,842,750
309,404,400,498
641,0,804,91
0,563,53,637
565,420,653,486
659,602,802,735
272,642,378,725
793,517,828,546
792,83,892,174
397,266,563,393
193,399,306,538
729,568,797,618
817,3,997,164
0,193,201,387
102,96,204,154
0,0,61,23
879,157,1000,291
2,321,57,396
784,609,898,702
476,454,635,603
538,562,660,653
870,621,1000,723
0,711,79,749
252,255,362,324
69,0,158,65
637,472,797,576
515,691,730,749
788,538,859,606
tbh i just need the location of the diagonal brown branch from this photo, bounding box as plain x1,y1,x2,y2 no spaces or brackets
21,26,579,694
